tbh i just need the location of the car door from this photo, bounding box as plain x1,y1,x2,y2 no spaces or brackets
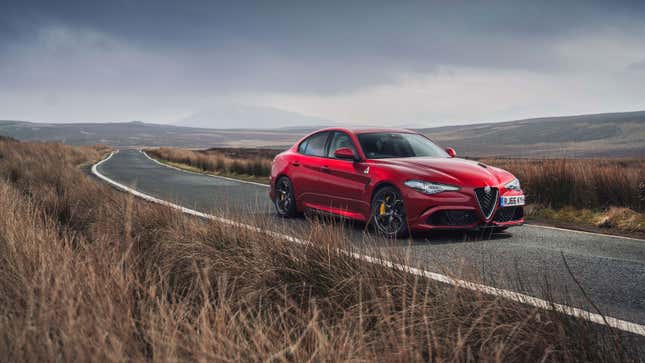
290,131,332,208
320,131,371,220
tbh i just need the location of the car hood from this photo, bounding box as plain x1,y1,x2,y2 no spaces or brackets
372,157,514,187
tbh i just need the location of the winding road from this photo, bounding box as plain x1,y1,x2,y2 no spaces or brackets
95,149,645,332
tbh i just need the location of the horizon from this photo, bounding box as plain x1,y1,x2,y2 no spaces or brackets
2,1,645,127
3,109,644,131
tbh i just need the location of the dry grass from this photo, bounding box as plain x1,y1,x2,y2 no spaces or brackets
0,139,639,361
482,158,644,212
530,206,645,233
146,147,272,180
598,207,645,231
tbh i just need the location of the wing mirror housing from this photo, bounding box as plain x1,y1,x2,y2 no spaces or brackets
445,147,456,158
334,147,358,161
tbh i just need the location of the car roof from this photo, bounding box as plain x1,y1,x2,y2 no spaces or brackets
312,127,418,135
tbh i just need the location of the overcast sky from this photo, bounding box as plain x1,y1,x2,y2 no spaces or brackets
2,0,645,127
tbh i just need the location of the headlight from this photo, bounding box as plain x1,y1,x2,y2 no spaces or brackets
504,178,521,191
404,180,460,195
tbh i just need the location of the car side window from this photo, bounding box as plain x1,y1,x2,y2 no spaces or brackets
327,132,358,158
297,139,309,154
302,131,330,157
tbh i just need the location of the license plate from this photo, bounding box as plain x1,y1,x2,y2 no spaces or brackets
500,194,525,207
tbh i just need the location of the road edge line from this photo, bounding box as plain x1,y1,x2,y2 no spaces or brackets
92,151,645,337
524,223,644,242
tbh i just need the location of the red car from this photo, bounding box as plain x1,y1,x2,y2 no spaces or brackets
269,128,525,238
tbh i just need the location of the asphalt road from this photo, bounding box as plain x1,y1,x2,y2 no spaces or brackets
97,149,645,327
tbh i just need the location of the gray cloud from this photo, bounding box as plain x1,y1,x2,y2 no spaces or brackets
1,1,645,124
629,59,645,71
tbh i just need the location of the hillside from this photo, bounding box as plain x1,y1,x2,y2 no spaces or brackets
1,111,643,157
0,120,307,149
420,111,645,157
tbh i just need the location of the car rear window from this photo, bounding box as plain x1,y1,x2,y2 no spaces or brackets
297,139,309,154
301,131,330,157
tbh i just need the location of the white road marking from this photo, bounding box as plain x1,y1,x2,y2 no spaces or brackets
524,223,644,242
92,151,645,337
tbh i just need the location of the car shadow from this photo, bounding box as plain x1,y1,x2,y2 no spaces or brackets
410,229,514,245
295,212,515,247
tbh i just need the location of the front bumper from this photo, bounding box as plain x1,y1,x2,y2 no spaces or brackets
404,187,525,231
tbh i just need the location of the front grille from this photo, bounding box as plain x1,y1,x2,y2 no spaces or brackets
493,207,524,222
428,210,478,226
474,187,498,219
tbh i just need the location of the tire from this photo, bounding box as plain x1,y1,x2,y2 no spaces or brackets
274,176,297,218
370,186,409,238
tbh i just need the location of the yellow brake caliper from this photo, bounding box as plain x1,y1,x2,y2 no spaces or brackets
379,196,389,215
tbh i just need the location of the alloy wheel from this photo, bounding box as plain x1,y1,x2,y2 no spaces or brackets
275,177,295,217
372,187,408,238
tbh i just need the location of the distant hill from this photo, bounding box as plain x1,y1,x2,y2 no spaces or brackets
0,120,307,149
174,104,335,129
419,111,645,157
0,111,643,157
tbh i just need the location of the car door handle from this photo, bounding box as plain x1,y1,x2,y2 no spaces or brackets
292,161,300,167
321,165,330,172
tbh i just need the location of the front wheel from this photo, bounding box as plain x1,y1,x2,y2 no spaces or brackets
274,176,297,218
370,186,409,238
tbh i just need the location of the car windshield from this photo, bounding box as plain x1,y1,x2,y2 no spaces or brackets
357,132,449,159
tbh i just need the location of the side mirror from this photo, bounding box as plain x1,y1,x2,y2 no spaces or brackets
334,147,358,161
445,147,456,158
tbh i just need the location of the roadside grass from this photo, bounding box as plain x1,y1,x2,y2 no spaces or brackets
527,205,645,235
155,157,269,185
0,139,639,361
0,134,17,142
482,158,644,212
484,158,644,236
145,147,272,184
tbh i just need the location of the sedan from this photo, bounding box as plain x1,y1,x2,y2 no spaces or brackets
269,128,525,238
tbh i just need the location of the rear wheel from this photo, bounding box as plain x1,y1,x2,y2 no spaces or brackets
274,176,297,218
370,186,409,238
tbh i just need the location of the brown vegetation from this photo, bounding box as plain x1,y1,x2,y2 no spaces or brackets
202,146,282,159
483,158,644,212
530,206,645,234
146,147,272,179
1,139,637,361
0,134,17,142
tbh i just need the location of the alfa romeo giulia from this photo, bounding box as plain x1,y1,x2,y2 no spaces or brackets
269,128,525,238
